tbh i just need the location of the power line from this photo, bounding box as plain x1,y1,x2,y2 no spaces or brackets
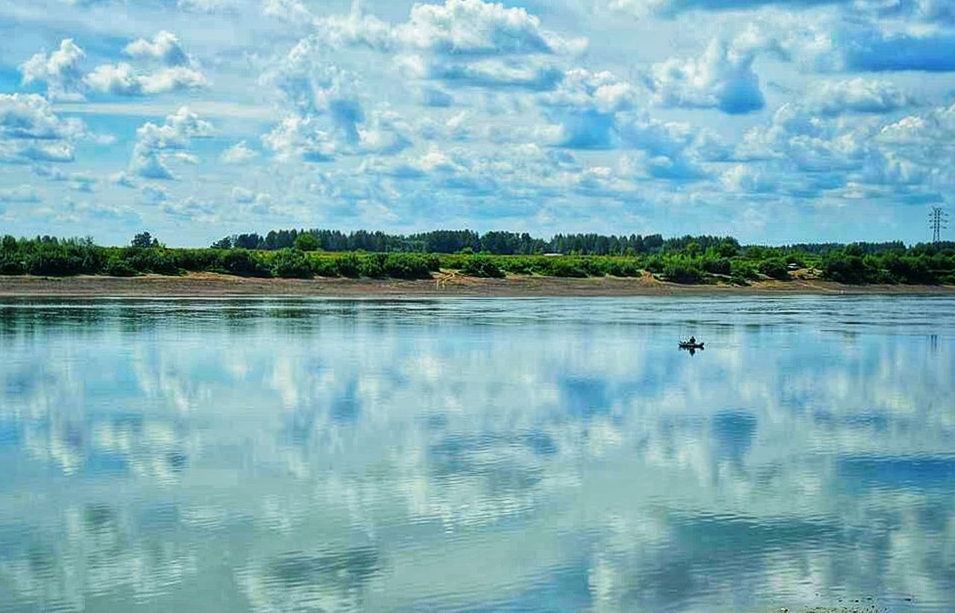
930,206,948,243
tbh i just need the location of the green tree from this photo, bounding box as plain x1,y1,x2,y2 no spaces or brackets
131,232,160,248
294,233,320,252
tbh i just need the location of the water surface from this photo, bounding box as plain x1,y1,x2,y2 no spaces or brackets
0,297,953,612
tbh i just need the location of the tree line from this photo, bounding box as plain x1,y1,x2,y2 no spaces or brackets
1,232,953,285
211,228,739,256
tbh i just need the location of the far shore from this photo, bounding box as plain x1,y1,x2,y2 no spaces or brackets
1,272,953,298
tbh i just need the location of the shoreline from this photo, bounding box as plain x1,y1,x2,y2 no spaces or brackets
1,273,953,298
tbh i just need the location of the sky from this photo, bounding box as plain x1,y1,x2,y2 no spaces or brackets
0,0,953,246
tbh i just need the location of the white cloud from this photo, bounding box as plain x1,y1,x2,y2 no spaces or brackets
395,0,586,56
0,94,84,165
85,63,208,96
262,115,339,162
539,69,636,149
807,78,911,116
20,39,86,101
86,31,206,96
262,0,312,23
721,164,777,193
646,37,767,114
124,31,192,67
221,141,259,164
130,107,213,179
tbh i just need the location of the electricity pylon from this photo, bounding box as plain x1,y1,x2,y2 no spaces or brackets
930,206,948,243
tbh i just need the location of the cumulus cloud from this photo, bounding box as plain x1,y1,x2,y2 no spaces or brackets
395,0,585,56
616,113,712,179
539,69,636,148
721,164,777,192
221,141,259,164
646,38,767,114
124,31,192,67
262,0,313,23
130,107,213,179
262,115,339,162
807,78,911,115
20,39,86,101
85,63,207,95
877,102,955,145
85,31,207,96
0,94,84,164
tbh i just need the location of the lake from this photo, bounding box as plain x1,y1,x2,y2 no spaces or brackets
0,297,953,612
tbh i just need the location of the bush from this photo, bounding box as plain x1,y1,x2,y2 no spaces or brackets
271,249,313,279
294,233,319,252
758,257,790,280
336,253,361,278
359,253,388,278
606,259,642,277
121,248,180,275
460,256,505,278
383,254,435,279
104,258,137,277
0,253,25,275
219,249,271,277
701,256,731,275
26,252,79,276
311,257,341,278
538,257,588,278
730,259,759,281
174,249,221,272
663,258,704,284
823,254,870,284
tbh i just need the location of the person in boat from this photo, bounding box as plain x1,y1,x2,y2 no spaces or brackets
688,336,696,345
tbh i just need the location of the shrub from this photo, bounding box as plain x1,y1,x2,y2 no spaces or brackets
498,257,536,275
606,259,642,277
26,250,85,276
104,258,137,277
121,248,180,276
336,253,361,278
311,257,341,277
219,249,271,277
0,253,25,275
359,253,388,278
701,256,731,275
823,253,870,284
174,249,221,272
460,256,505,278
271,249,314,279
730,259,759,281
294,233,319,252
538,257,588,278
663,258,704,284
758,257,790,280
383,254,434,279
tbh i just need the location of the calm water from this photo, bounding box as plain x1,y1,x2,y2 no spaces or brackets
0,297,953,612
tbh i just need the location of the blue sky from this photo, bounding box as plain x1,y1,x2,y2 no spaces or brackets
0,0,953,246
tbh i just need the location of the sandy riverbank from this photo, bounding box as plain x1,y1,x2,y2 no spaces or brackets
1,273,953,298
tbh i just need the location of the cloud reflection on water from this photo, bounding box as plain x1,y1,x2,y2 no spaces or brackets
0,297,953,612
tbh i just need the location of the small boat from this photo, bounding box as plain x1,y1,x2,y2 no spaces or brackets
679,341,705,350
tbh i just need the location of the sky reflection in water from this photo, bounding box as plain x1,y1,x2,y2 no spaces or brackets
0,297,953,612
